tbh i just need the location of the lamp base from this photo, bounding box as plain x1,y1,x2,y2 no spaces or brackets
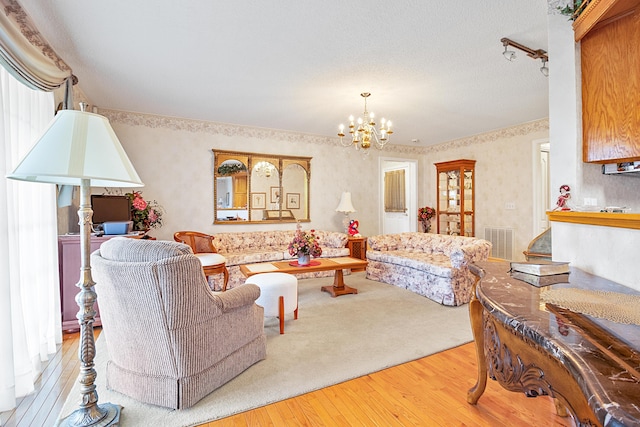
58,402,121,427
342,213,350,234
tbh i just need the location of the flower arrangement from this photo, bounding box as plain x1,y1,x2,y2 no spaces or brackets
288,223,322,258
125,191,164,231
418,206,436,233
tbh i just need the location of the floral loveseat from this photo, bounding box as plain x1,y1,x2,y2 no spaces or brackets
366,232,492,306
212,230,350,289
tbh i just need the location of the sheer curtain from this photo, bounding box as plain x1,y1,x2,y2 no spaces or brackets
384,169,406,213
0,66,61,411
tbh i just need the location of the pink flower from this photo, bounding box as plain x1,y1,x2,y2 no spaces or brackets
133,197,147,211
124,192,163,231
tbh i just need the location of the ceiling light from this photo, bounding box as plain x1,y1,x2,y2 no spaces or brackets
501,37,549,77
502,44,516,61
338,92,393,152
540,57,549,77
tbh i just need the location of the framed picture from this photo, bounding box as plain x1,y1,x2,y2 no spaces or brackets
286,193,300,209
270,186,281,203
251,192,266,209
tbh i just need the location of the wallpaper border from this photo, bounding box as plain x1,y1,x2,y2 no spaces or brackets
100,108,548,154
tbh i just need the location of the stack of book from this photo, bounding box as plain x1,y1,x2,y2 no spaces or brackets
509,261,570,287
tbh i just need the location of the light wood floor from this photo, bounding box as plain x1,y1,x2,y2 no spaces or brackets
1,328,575,427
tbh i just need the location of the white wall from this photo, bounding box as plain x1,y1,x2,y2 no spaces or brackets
85,111,398,241
547,8,640,290
423,122,549,261
57,110,546,262
54,96,549,265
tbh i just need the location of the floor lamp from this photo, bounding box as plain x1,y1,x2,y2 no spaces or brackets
7,107,143,426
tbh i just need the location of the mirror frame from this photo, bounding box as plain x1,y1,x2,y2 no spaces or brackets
213,149,311,224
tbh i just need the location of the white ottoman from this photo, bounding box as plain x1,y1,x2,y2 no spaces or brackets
245,272,298,334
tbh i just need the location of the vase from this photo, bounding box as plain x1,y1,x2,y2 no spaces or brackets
298,254,311,265
421,221,431,233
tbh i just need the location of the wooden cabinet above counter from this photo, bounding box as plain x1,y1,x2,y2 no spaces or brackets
578,0,640,163
573,0,640,41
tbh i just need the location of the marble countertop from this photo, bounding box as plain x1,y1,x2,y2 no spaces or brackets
475,260,640,426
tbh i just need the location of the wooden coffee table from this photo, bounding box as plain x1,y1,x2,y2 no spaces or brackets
239,257,368,297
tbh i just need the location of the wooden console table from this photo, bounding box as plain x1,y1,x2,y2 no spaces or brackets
467,260,640,427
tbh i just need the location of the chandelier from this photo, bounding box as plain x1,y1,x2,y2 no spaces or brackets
253,161,276,178
338,92,393,151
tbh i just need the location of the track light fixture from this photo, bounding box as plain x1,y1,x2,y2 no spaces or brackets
501,37,549,77
503,44,516,61
540,57,549,77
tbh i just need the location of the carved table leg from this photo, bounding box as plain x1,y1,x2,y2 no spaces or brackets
467,265,487,404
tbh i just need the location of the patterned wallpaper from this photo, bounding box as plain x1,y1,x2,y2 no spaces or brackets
58,109,550,261
119,111,549,260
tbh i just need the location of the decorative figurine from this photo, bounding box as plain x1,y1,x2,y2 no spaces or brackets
348,219,361,237
554,184,571,211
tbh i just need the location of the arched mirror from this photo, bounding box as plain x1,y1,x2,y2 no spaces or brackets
214,153,249,221
282,162,308,220
213,150,311,224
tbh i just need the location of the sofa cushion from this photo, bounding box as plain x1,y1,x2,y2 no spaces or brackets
224,250,285,266
367,250,454,278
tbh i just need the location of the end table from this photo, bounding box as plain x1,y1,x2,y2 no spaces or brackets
347,236,366,272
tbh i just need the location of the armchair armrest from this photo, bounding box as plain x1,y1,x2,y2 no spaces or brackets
214,283,261,312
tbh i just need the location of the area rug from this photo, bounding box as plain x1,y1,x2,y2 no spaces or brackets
58,272,473,426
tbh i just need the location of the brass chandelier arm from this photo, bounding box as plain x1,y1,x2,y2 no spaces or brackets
501,37,548,61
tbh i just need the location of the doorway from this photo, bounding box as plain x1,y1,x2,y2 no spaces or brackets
532,139,550,235
379,157,418,234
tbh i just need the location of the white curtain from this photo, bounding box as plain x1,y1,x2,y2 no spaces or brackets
0,0,71,91
0,66,61,411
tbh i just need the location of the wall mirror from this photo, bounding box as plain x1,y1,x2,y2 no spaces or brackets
213,150,311,224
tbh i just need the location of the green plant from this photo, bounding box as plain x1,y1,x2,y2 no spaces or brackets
217,162,247,175
557,0,584,20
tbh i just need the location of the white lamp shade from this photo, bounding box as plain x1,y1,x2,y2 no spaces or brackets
7,109,143,187
335,191,356,213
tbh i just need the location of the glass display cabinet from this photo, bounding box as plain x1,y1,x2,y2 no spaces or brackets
435,159,476,237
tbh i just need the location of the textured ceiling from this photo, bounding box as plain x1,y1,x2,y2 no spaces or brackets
18,0,551,147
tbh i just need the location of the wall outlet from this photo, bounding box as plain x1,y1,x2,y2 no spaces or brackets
584,197,597,206
505,202,516,210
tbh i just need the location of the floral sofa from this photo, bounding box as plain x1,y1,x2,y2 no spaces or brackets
211,230,351,289
366,232,492,306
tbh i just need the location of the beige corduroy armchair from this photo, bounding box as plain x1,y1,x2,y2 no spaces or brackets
91,237,266,409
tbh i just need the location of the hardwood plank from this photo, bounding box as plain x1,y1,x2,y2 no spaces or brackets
0,331,578,427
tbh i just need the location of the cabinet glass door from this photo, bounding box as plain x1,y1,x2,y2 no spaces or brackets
435,159,475,237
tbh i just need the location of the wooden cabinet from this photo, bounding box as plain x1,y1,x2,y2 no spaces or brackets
435,159,475,237
578,0,640,163
58,234,115,332
58,234,148,332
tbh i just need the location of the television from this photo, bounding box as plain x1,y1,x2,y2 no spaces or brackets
91,195,131,225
